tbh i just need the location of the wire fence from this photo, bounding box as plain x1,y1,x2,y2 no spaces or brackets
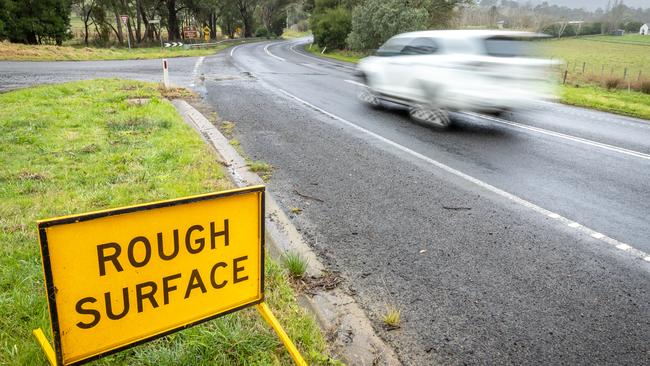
551,59,649,93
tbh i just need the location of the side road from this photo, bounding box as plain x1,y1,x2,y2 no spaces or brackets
173,100,401,366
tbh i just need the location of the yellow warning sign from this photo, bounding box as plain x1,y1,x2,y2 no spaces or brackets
37,186,265,365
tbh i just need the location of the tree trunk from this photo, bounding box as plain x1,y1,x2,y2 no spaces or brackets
135,0,141,43
114,11,124,44
166,0,181,41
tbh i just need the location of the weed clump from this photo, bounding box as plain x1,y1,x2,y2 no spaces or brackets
639,81,650,95
603,77,622,90
282,252,309,278
382,305,401,329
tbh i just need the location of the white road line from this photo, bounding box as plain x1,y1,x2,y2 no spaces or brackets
189,56,204,87
230,44,243,57
464,112,650,161
265,82,650,263
344,79,365,87
264,43,286,62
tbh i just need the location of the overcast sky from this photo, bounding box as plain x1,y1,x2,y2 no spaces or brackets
517,1,649,10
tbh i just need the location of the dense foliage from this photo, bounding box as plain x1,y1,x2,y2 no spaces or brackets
347,0,428,51
0,0,71,45
311,5,350,49
0,0,298,45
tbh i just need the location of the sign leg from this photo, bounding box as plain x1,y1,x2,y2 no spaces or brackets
32,328,57,366
256,302,307,366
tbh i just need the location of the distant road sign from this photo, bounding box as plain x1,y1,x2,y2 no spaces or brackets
37,186,265,365
183,26,199,39
149,19,160,24
120,15,128,24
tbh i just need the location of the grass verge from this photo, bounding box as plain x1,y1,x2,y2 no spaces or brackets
282,29,311,39
560,84,650,120
304,44,365,64
0,79,339,365
0,41,227,61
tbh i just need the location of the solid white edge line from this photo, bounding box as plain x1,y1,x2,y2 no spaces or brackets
264,82,649,263
344,79,365,87
229,44,241,57
264,43,286,62
465,112,650,161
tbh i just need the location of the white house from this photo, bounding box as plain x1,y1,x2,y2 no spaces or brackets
641,23,649,35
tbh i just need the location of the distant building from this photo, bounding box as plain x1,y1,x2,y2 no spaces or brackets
641,24,649,35
612,29,625,36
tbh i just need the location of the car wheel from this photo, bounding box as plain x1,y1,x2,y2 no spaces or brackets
409,104,451,129
357,85,382,109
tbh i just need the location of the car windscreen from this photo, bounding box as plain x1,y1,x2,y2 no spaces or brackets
484,37,532,57
375,37,413,57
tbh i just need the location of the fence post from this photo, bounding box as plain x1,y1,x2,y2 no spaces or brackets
582,62,586,75
563,70,568,85
638,70,642,81
624,67,628,80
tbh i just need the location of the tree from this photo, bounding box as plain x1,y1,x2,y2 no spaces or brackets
235,0,259,37
346,0,428,51
311,6,350,49
73,0,95,45
413,0,472,29
259,0,289,36
0,0,9,39
217,0,243,38
1,0,72,45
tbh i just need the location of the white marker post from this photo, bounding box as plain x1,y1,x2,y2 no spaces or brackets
120,15,131,51
162,59,170,88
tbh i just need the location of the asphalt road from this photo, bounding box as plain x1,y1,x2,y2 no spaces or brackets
1,42,649,364
202,40,650,365
0,57,200,92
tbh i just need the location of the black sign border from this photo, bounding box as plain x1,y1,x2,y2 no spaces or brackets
37,186,265,365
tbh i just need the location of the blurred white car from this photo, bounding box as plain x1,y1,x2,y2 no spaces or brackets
355,30,557,128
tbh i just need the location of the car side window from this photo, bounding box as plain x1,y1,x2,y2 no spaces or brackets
375,37,414,57
402,37,439,55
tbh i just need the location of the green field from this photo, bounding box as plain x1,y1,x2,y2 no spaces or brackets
0,79,339,365
537,35,650,80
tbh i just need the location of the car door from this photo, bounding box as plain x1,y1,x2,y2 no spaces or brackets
369,37,413,96
388,37,441,102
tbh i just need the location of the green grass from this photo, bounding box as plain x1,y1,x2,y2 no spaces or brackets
247,161,273,174
560,85,650,120
282,29,311,39
304,44,365,64
0,41,227,61
579,34,650,45
0,79,339,365
282,252,309,279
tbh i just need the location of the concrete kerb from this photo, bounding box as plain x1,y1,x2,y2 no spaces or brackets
172,99,401,366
